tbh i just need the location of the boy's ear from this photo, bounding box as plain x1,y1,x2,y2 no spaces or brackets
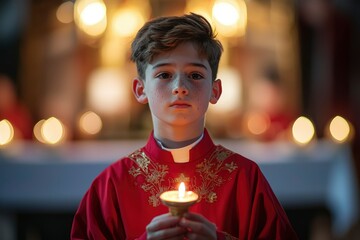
132,78,148,104
210,79,222,104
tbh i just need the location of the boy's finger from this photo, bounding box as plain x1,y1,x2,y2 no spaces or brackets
147,214,180,232
183,212,216,229
147,226,186,240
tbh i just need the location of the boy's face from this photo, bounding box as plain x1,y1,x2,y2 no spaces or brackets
133,42,221,128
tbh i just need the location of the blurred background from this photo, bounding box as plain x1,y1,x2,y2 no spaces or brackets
0,0,359,239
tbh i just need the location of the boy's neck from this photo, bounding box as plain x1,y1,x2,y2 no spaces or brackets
153,124,204,149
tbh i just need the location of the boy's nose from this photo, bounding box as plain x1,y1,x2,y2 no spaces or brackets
172,75,189,95
172,86,188,95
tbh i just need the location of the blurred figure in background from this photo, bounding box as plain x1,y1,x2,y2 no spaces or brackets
0,74,33,140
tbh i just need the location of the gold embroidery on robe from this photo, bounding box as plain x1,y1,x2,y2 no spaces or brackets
174,173,190,184
128,150,170,207
222,231,239,240
128,146,238,206
193,146,237,203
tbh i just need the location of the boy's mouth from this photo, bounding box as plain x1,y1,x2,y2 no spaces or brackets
170,101,191,108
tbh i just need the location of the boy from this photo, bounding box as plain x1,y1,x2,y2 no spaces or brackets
71,13,298,239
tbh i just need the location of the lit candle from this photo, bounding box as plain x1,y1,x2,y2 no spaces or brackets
160,182,199,216
178,182,186,199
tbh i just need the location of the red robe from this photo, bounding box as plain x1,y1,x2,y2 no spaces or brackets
71,129,298,239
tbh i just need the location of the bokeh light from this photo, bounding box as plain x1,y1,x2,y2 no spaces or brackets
74,0,107,37
33,119,46,143
246,112,270,136
213,0,240,26
79,111,103,135
209,67,242,113
0,119,14,145
328,116,351,143
212,0,247,37
292,116,315,145
41,117,65,145
112,8,145,38
56,1,74,24
87,68,131,115
80,2,105,26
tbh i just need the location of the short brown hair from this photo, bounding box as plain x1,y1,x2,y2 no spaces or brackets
131,13,223,81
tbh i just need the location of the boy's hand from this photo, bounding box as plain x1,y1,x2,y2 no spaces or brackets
179,212,217,240
146,213,187,240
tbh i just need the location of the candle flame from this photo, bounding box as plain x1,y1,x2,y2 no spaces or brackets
178,182,185,199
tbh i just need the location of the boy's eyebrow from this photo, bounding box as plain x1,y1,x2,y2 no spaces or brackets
152,62,208,70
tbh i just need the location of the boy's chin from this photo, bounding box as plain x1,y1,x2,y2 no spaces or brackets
166,118,205,128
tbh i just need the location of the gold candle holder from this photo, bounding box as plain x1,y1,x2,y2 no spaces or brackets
160,182,199,217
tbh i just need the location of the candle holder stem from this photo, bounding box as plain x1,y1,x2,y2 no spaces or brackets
168,205,189,217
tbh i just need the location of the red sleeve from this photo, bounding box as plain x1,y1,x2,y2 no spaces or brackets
244,163,298,239
71,168,127,240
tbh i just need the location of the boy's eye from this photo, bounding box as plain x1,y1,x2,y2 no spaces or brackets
156,72,172,79
189,73,204,80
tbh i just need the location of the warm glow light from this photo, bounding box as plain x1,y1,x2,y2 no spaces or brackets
292,116,315,145
33,119,46,143
80,2,106,26
41,117,65,145
74,0,107,37
79,111,103,135
212,0,247,37
178,182,186,199
0,119,14,145
160,182,199,216
329,116,351,143
213,1,239,26
247,112,270,135
101,38,127,66
102,1,150,65
209,67,242,113
112,9,145,37
82,16,107,37
87,68,131,115
185,0,213,25
56,1,74,24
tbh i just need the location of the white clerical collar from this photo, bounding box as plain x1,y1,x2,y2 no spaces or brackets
156,134,203,163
